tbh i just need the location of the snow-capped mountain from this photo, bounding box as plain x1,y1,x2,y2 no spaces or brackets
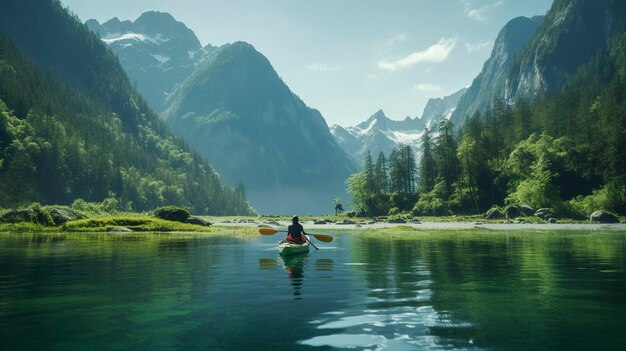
86,12,214,113
331,110,424,164
421,87,467,129
331,88,467,164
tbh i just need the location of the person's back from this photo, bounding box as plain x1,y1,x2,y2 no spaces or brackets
287,216,306,242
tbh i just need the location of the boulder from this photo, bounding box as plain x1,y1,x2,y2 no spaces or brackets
49,208,83,225
0,208,35,223
519,204,536,215
484,206,504,220
534,208,556,220
0,207,54,226
589,210,620,223
548,218,557,224
106,226,133,232
185,216,212,226
388,217,406,224
153,206,190,222
337,219,355,225
504,204,535,219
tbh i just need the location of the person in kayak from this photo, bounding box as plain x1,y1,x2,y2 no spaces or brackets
287,216,308,243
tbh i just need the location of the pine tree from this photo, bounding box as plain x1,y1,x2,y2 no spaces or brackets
374,151,388,194
418,128,436,193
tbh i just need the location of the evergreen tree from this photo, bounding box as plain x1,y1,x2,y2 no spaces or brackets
374,151,388,194
363,151,375,193
418,128,436,193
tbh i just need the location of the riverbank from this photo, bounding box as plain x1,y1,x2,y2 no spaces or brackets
1,214,625,233
212,216,626,232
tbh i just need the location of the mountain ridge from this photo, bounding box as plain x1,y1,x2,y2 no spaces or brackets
85,11,214,114
0,0,253,214
163,41,356,214
451,15,544,125
331,87,467,164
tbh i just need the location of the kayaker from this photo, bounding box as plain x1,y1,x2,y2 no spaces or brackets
286,216,308,243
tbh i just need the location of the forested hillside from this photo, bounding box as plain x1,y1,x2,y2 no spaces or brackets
347,3,626,218
0,0,254,214
163,41,356,214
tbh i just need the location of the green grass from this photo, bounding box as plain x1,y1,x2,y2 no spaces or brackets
61,215,215,232
0,222,59,233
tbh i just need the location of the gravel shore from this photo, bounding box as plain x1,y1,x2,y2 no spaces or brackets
214,220,626,232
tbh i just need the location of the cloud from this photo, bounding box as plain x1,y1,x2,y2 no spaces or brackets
413,83,442,92
461,0,503,22
467,7,489,22
465,40,492,52
307,63,338,72
385,33,407,49
378,38,457,71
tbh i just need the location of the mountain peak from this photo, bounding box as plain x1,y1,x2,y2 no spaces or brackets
88,11,211,113
450,14,544,125
355,109,389,131
135,11,177,24
372,109,387,119
162,37,355,214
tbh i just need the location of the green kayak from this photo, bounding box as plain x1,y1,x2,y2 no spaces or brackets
278,238,310,256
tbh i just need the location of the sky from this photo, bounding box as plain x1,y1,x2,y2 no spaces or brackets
60,0,553,126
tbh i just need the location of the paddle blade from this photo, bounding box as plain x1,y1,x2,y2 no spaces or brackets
312,234,333,243
258,228,279,235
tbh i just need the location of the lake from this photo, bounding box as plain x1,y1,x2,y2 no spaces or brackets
0,230,625,350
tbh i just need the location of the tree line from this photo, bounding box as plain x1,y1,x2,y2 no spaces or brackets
347,33,626,218
0,27,254,214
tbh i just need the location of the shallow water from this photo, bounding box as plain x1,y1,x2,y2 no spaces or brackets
0,230,624,350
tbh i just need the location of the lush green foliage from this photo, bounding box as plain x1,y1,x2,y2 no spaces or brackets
0,1,254,215
347,33,626,217
61,216,213,232
347,145,417,216
70,198,118,216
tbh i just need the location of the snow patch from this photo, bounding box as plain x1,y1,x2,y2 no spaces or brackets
151,54,170,64
102,32,169,45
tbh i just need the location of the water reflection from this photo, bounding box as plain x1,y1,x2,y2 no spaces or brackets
258,255,335,300
282,254,307,298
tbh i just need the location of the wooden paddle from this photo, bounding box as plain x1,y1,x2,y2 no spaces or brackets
258,228,333,243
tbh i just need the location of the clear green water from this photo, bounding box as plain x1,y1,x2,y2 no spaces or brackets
0,230,625,350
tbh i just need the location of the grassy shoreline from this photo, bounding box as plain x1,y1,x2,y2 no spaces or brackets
1,212,624,234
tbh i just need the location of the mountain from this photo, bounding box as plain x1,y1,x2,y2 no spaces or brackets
451,16,544,125
420,87,468,129
86,12,214,114
453,0,626,126
508,0,625,98
0,0,254,214
162,42,356,214
331,87,467,164
330,110,424,164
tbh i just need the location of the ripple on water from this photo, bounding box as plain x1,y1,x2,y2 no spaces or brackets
300,303,480,350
